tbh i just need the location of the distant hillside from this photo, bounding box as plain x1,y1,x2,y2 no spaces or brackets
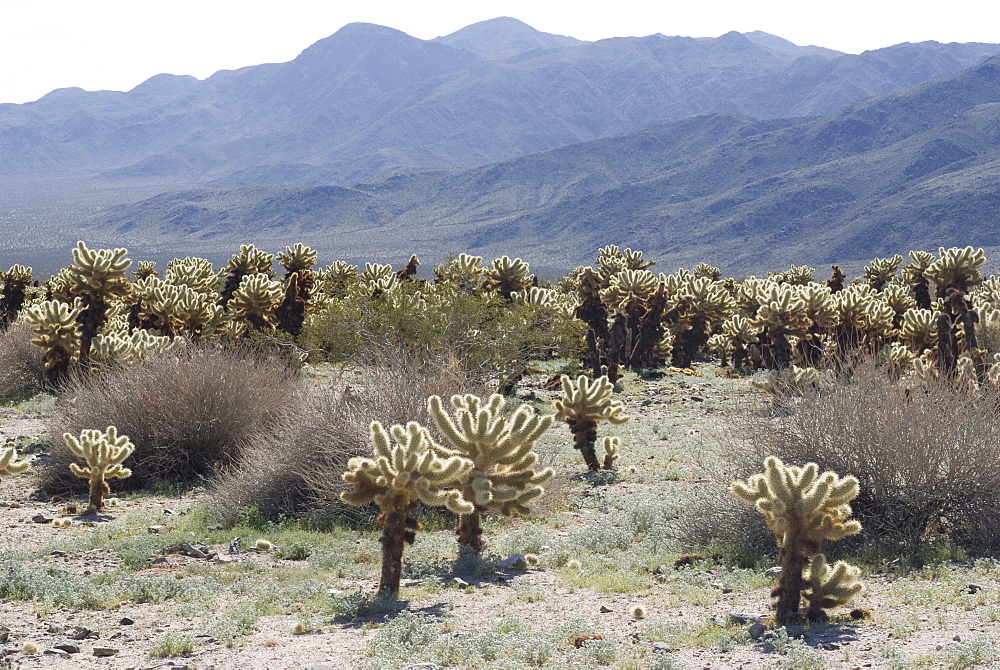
81,56,1000,276
1,18,998,211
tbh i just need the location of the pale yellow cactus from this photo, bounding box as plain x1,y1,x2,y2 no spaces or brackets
692,262,722,281
732,456,862,623
863,255,903,291
803,554,864,616
751,365,824,396
428,393,553,551
902,250,936,285
342,420,473,597
65,426,135,515
898,308,938,353
434,253,486,288
131,261,158,282
769,264,815,285
602,268,658,307
90,329,185,366
226,244,275,277
228,273,283,329
277,243,318,274
0,443,31,482
24,299,82,385
554,375,629,471
65,241,131,302
165,257,219,296
486,256,531,298
926,246,986,293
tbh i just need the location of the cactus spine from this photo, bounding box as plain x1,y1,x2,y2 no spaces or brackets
732,456,862,624
64,426,135,515
0,443,31,482
428,394,553,552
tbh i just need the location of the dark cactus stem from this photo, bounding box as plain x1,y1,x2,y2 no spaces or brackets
574,293,609,345
584,328,602,378
457,509,484,553
605,313,630,383
796,327,824,368
220,272,244,308
629,287,667,369
936,311,956,377
948,289,988,382
276,272,308,337
912,281,932,310
78,301,108,370
0,282,28,331
86,476,110,516
377,496,420,599
774,533,811,625
567,416,600,471
826,265,845,293
760,328,792,370
42,350,73,389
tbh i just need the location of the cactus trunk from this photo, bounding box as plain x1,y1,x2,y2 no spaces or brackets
457,510,484,553
774,535,810,624
86,473,109,515
377,496,420,598
568,416,600,471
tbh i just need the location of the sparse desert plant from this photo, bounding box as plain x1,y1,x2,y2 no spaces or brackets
729,360,1000,553
44,345,299,491
0,321,46,399
554,375,629,471
341,420,474,598
428,392,554,552
209,345,480,523
64,425,135,515
732,456,862,623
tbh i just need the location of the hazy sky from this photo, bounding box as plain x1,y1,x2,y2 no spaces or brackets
2,0,997,104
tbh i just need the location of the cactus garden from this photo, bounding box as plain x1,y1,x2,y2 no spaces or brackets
1,242,1000,667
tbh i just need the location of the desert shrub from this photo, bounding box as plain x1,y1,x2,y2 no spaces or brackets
301,283,583,389
208,345,483,523
0,321,45,401
722,360,1000,555
43,345,300,491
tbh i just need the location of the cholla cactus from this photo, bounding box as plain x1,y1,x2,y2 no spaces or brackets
769,265,815,285
898,308,938,353
692,262,722,281
165,257,219,297
601,269,658,308
0,443,31,482
24,299,82,386
221,245,274,306
132,261,158,282
434,253,486,291
902,250,936,309
341,421,474,597
732,457,862,623
753,283,811,369
554,375,630,471
751,365,824,397
64,426,135,515
722,313,759,369
90,329,185,367
863,255,902,292
64,242,131,367
485,256,531,299
596,245,655,285
926,246,985,297
671,276,736,368
0,264,35,330
429,394,553,552
227,273,284,330
803,554,863,619
277,243,318,275
575,267,609,346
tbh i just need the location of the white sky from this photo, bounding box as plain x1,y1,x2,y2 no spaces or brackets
1,0,997,104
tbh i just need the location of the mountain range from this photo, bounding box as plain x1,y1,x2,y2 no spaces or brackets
3,18,1000,275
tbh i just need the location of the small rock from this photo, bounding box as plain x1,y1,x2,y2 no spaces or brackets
689,396,704,402
599,605,613,613
728,612,763,625
539,545,551,552
163,508,175,515
50,550,66,557
147,525,166,534
43,648,69,657
52,642,81,653
823,643,841,651
748,623,766,640
150,557,168,565
452,577,470,588
46,623,65,634
654,564,670,575
194,634,217,644
32,514,55,523
0,626,9,643
402,664,439,670
119,617,134,625
652,642,672,653
67,626,92,640
967,583,988,594
500,553,528,569
764,567,782,577
302,665,334,670
954,635,962,642
721,587,733,594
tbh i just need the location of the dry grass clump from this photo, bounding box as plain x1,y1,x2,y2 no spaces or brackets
725,360,1000,554
43,345,300,491
0,322,45,401
208,346,484,523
